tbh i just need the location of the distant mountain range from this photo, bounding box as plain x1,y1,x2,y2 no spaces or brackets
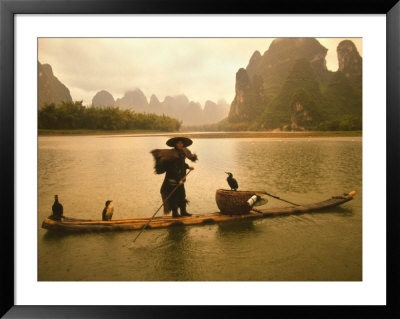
37,62,229,126
91,89,230,126
226,38,362,131
38,38,362,131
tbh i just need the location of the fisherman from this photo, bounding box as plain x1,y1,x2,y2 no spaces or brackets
151,136,198,218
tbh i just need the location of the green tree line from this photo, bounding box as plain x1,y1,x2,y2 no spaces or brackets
224,58,362,132
38,101,182,132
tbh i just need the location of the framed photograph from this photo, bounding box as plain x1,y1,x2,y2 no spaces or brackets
1,0,399,317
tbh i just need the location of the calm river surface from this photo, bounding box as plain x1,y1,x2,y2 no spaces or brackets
38,134,362,281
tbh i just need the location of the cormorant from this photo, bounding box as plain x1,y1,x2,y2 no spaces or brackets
225,172,239,191
102,200,114,221
52,195,63,220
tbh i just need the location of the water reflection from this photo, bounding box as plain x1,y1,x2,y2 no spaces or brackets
231,139,362,197
316,206,355,217
216,219,256,237
156,226,193,281
42,228,122,242
165,225,188,243
38,136,362,281
42,231,72,241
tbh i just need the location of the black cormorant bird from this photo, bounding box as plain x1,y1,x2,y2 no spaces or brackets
102,200,114,221
52,195,63,220
225,172,239,191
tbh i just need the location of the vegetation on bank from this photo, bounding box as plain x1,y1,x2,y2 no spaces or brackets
226,59,362,132
182,117,362,133
39,129,362,137
179,131,362,139
38,101,182,132
38,101,362,136
38,129,169,135
213,114,362,132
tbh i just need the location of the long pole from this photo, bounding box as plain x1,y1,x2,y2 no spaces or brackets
261,191,300,206
250,190,300,206
133,169,193,243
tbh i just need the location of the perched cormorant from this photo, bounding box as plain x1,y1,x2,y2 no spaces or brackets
102,200,114,221
225,172,239,191
52,195,63,220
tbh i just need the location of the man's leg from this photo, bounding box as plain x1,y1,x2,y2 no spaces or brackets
179,186,191,217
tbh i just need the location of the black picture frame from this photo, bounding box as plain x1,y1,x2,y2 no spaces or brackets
1,0,399,318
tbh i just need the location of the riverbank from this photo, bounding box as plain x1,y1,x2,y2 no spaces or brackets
38,129,166,136
161,131,362,139
38,129,362,138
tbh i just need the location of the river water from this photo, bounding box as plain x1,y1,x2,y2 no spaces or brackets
38,134,362,281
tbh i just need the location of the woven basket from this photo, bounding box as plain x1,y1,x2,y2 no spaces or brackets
215,189,256,215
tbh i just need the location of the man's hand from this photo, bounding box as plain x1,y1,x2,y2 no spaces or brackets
189,166,195,170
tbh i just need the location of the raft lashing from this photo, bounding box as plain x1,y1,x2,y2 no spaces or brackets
41,190,356,233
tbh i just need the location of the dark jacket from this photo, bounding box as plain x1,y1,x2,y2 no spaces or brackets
150,147,197,175
164,149,189,183
151,147,197,214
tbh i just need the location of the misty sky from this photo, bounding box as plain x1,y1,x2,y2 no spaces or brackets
38,38,362,108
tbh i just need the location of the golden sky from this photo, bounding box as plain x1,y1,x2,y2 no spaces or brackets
38,38,362,107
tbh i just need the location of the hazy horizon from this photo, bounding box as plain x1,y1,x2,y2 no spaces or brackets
38,37,362,108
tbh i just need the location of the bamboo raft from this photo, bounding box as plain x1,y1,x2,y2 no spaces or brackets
41,191,356,233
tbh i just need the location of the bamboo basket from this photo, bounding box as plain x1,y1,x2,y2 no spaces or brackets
215,189,256,215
